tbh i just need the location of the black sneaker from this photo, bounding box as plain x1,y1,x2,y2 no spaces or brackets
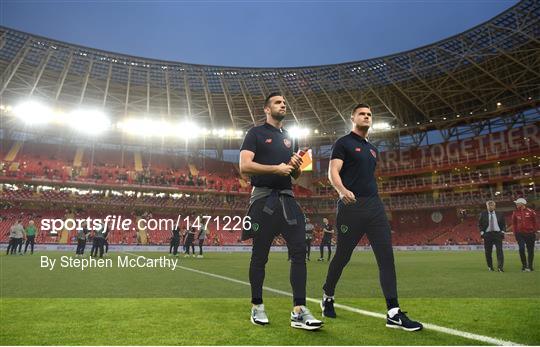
386,310,423,331
488,267,494,272
320,298,336,318
497,268,504,272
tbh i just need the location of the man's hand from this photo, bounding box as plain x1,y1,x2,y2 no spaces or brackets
274,163,295,176
338,189,356,205
288,153,303,170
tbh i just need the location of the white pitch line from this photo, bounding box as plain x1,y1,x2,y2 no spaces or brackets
124,252,522,346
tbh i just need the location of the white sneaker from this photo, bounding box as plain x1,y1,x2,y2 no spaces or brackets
251,304,269,325
290,306,323,330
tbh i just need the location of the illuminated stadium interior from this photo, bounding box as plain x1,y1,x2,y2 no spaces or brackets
0,0,539,247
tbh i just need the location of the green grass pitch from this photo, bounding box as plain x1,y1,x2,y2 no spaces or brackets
1,250,539,345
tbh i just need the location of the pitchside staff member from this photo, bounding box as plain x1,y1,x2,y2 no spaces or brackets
90,225,105,258
170,227,181,256
184,226,196,257
103,224,110,256
320,103,422,331
6,219,24,255
197,222,207,258
318,218,334,261
23,220,37,255
15,221,24,254
305,218,314,261
5,223,14,255
75,222,90,257
180,228,188,252
478,200,506,272
240,92,322,330
512,198,538,272
13,219,24,255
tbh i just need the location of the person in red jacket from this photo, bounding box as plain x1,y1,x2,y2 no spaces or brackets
512,198,538,272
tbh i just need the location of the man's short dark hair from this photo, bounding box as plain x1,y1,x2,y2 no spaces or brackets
351,103,371,116
264,92,283,107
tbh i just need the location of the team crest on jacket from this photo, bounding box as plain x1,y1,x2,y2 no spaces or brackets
283,139,292,148
355,147,361,152
265,138,272,144
370,149,377,158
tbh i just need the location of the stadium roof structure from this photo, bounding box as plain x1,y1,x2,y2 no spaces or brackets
0,0,539,150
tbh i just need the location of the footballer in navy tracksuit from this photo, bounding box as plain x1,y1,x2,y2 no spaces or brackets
240,92,322,331
320,103,423,332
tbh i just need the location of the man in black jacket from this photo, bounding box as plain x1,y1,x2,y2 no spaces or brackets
478,200,506,272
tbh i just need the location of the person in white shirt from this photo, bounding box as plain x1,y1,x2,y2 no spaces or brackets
7,220,24,255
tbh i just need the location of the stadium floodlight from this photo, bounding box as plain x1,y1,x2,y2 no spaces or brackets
147,119,174,137
288,126,310,138
217,128,227,138
177,121,202,139
119,118,171,137
372,122,391,131
118,120,245,139
207,128,244,138
119,118,204,139
68,109,110,135
13,100,54,125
